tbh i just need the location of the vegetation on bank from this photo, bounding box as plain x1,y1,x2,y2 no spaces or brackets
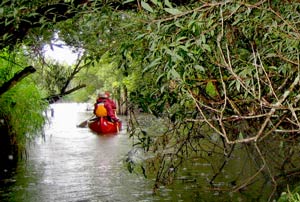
126,1,300,200
0,49,47,176
1,0,300,201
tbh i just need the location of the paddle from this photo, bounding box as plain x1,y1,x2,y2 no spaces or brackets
77,115,95,128
116,121,120,133
114,111,120,133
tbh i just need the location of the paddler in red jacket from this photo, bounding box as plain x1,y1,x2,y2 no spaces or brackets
94,92,119,123
105,91,117,114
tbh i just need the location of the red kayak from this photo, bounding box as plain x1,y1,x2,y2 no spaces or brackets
88,117,121,134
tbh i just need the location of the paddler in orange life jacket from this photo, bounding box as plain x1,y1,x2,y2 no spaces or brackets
94,92,119,123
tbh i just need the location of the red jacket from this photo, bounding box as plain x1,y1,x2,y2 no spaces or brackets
106,98,116,111
94,98,119,122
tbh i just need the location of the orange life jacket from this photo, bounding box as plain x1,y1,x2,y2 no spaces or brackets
95,102,107,117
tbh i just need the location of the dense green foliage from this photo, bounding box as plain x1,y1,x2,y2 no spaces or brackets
0,49,47,151
125,1,300,200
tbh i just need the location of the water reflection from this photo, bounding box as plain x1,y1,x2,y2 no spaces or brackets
0,103,281,202
0,103,154,202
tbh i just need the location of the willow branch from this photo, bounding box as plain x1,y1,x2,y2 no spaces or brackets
255,73,300,141
257,51,279,101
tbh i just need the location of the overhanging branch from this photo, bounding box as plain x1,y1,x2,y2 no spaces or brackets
0,66,36,97
43,84,86,104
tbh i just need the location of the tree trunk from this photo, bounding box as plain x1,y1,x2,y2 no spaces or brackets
0,119,19,180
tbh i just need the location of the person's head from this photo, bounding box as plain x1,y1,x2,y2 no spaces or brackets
105,91,110,98
98,92,108,99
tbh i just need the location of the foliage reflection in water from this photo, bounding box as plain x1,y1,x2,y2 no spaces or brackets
127,113,298,202
1,103,295,202
0,103,155,202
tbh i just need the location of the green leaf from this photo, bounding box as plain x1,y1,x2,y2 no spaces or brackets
201,34,206,44
156,73,165,85
164,8,182,15
205,81,218,98
0,8,4,17
178,45,188,52
150,0,158,5
123,0,135,3
194,65,205,72
176,36,187,42
135,33,146,40
202,44,211,52
164,0,172,8
169,68,181,79
143,57,161,73
141,1,154,13
236,81,241,92
238,132,244,140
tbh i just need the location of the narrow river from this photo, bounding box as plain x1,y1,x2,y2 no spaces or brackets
0,103,155,202
0,103,283,202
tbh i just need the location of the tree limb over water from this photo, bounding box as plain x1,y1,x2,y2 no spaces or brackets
44,84,86,104
0,66,36,97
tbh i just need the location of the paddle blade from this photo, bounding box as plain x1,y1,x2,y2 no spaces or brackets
77,120,88,128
